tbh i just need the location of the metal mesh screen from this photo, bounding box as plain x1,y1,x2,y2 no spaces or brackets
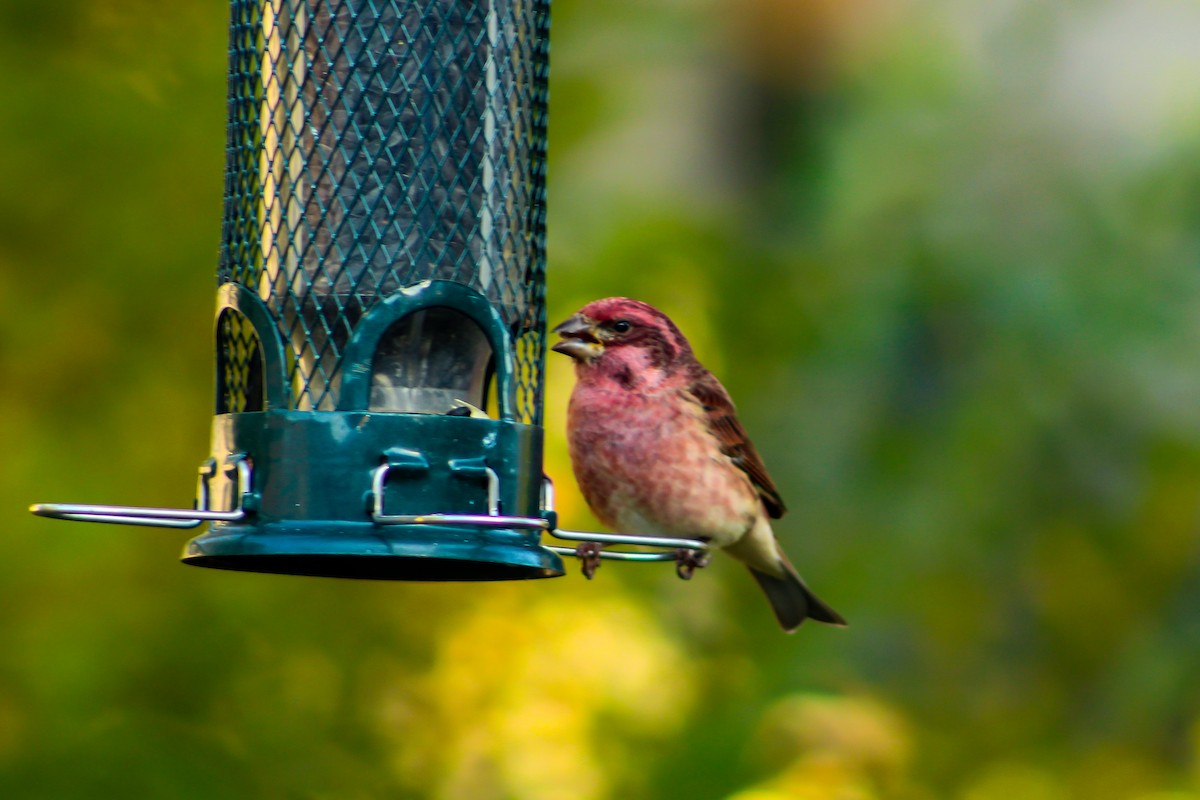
216,308,266,413
217,0,549,421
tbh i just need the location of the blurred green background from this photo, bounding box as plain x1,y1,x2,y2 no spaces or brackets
4,0,1200,797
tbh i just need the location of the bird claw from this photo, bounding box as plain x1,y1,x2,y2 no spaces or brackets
574,541,604,579
674,548,710,580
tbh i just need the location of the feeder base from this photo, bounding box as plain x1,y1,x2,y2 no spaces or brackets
182,521,564,581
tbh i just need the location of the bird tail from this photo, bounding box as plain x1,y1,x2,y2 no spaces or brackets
749,559,846,632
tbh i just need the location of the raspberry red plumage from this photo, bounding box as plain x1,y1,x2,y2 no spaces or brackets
552,298,845,632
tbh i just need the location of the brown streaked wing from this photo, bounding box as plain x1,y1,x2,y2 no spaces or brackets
686,370,787,518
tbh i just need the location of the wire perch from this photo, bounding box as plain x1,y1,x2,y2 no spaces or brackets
30,459,253,529
32,471,709,580
539,478,709,579
542,528,712,580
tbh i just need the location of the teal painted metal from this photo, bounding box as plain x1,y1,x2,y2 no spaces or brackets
185,0,562,580
183,411,559,580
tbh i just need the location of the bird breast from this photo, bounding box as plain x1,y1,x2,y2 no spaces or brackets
566,384,760,547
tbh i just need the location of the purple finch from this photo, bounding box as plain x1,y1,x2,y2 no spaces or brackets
552,298,845,632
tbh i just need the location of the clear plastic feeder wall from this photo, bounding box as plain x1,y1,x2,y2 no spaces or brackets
185,0,563,580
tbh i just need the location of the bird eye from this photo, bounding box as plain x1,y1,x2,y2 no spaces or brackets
611,320,632,334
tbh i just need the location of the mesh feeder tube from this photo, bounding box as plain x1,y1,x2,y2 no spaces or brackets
186,0,563,579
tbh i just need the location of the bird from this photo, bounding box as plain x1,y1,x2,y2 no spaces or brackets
551,297,845,632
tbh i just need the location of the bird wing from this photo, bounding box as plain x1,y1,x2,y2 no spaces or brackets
686,371,787,519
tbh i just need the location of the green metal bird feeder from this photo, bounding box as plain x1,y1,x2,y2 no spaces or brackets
32,0,707,580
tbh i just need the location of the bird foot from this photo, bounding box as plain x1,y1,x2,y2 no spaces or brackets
675,548,710,580
574,541,604,579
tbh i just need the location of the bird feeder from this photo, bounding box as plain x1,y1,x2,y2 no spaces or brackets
32,0,706,580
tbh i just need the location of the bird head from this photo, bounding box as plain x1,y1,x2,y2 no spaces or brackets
551,298,694,387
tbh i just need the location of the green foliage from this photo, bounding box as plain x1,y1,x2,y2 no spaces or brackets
4,0,1200,797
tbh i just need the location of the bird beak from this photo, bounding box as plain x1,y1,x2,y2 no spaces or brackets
551,314,604,362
